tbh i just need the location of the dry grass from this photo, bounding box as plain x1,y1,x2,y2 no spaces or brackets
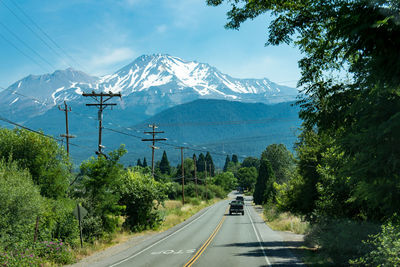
74,198,219,261
259,205,309,235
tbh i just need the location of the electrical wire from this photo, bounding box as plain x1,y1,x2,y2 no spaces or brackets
8,0,83,69
0,0,69,67
0,21,56,69
0,31,50,72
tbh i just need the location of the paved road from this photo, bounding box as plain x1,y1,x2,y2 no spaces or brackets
83,193,303,267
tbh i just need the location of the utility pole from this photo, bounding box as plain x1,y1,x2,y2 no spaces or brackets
204,161,208,200
82,91,121,157
176,147,188,205
142,124,167,177
193,154,198,198
58,101,75,156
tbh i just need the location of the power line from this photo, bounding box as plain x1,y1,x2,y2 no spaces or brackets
0,0,69,67
0,21,56,69
0,31,49,72
0,112,95,151
8,0,83,69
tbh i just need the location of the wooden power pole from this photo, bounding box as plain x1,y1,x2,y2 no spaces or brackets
58,101,75,156
142,124,167,177
82,91,121,157
176,147,188,205
193,154,198,198
204,161,208,200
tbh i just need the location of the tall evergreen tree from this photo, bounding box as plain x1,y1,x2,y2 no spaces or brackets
142,157,148,167
205,152,215,176
159,150,171,174
197,153,206,172
253,155,276,205
231,154,239,164
137,158,142,167
223,155,230,172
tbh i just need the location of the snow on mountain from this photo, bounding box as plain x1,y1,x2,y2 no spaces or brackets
99,54,294,98
0,68,99,118
0,54,298,119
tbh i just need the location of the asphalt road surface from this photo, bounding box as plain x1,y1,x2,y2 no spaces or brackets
84,193,304,267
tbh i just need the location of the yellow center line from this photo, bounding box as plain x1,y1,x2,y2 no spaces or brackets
183,206,229,267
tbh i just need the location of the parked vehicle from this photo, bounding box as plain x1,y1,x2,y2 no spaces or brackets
229,200,244,215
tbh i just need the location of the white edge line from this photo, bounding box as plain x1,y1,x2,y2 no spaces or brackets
109,203,218,267
246,205,272,266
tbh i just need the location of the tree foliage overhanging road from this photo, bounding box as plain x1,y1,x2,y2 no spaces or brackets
207,0,400,265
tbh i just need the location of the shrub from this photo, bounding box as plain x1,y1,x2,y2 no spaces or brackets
0,160,44,249
208,184,226,199
350,219,400,266
33,240,74,264
0,128,71,199
119,170,167,232
305,218,379,265
39,198,80,247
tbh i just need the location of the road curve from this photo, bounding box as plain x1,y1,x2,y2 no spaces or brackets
78,194,303,267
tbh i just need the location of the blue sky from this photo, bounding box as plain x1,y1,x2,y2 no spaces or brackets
0,0,302,88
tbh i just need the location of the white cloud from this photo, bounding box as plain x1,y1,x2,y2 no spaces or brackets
156,24,168,33
91,47,135,66
85,47,136,75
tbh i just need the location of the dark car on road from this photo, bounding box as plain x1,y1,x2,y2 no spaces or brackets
236,195,244,203
229,200,244,215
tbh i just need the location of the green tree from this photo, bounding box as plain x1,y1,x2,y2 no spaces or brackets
118,170,167,231
253,155,275,205
205,152,215,176
237,167,257,192
207,0,400,221
159,150,171,175
137,158,142,167
197,153,206,172
223,155,230,172
0,128,70,199
264,144,295,184
0,160,44,247
241,156,259,170
79,146,126,233
231,154,238,164
142,157,148,167
213,171,237,192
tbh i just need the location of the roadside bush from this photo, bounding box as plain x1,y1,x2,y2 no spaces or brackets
208,184,226,199
81,215,104,242
119,170,168,232
305,218,379,265
0,160,44,250
350,219,400,266
0,128,71,199
166,182,181,200
39,198,80,246
79,146,126,235
0,246,44,267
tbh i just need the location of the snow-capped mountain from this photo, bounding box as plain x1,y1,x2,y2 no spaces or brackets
0,54,298,118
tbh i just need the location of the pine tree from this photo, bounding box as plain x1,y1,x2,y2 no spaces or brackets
197,153,206,172
223,155,230,172
142,157,148,167
253,156,275,205
232,154,239,164
159,150,171,174
137,158,142,167
205,152,215,176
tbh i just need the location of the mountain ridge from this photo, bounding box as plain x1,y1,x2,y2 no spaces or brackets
0,54,298,119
